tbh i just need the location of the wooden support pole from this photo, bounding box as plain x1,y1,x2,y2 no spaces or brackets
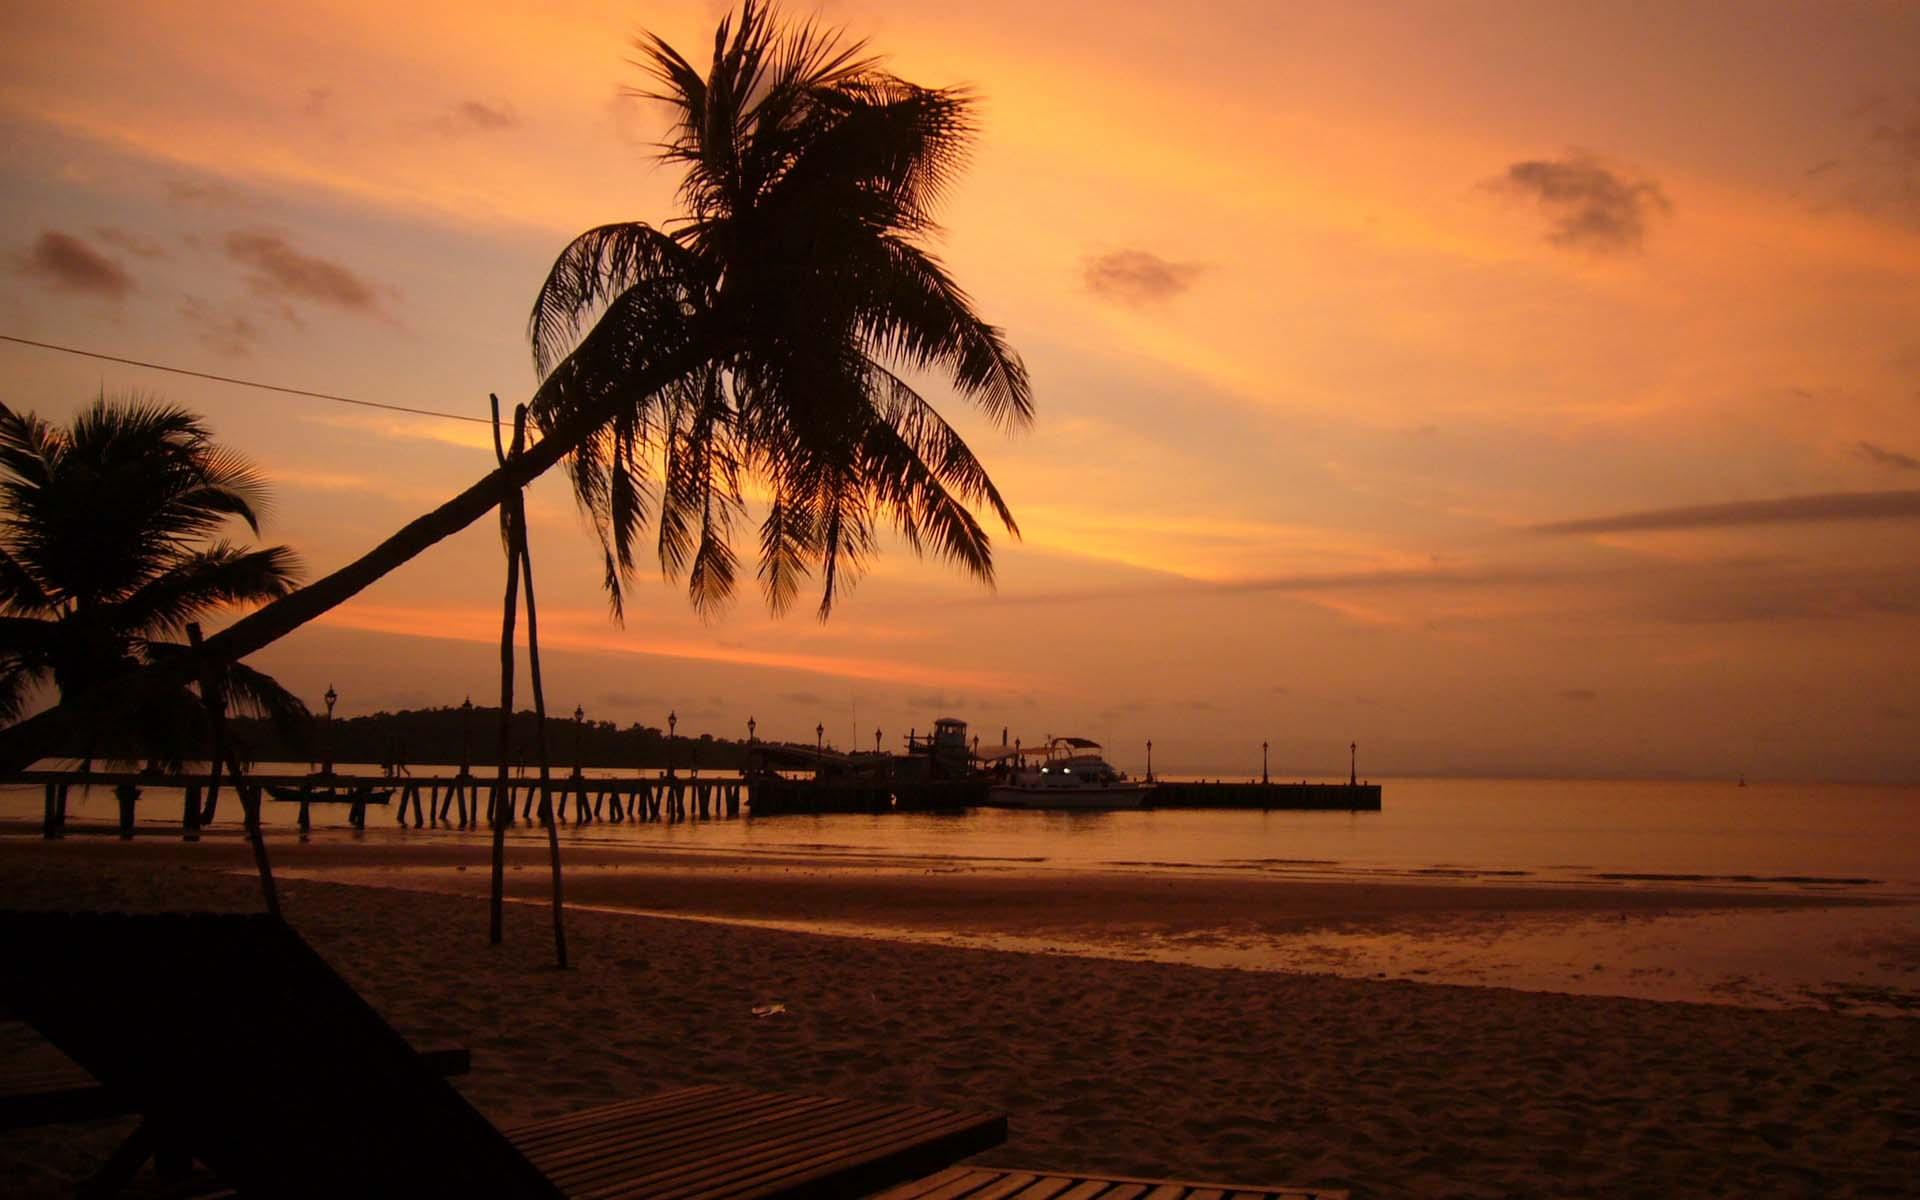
185,621,276,914
182,785,202,842
488,398,526,948
512,487,567,971
238,783,279,918
115,784,138,839
42,781,60,839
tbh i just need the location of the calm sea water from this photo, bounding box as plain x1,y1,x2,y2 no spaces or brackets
7,771,1916,896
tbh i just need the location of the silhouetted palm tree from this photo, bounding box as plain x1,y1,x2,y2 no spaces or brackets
0,395,305,764
0,1,1028,762
528,0,1029,618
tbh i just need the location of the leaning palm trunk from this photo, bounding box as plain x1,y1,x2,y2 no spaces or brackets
0,2,1034,777
0,330,716,772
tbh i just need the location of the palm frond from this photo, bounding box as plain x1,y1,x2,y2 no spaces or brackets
527,222,705,378
115,544,302,640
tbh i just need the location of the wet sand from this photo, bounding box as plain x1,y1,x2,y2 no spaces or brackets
2,835,1916,1198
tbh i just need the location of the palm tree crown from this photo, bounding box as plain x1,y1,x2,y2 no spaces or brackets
0,394,305,759
528,0,1031,620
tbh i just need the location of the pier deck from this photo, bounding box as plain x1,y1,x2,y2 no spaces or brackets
1149,781,1381,810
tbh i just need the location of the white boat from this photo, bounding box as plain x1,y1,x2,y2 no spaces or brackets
987,737,1152,809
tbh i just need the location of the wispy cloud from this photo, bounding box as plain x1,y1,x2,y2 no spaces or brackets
310,605,1019,691
1083,248,1204,306
93,226,168,259
1805,94,1920,227
1857,441,1920,471
433,99,518,136
1532,490,1920,534
178,295,262,356
1493,151,1671,253
17,230,133,298
224,229,384,313
164,177,262,211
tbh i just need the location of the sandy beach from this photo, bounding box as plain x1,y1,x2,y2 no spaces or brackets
2,834,1915,1199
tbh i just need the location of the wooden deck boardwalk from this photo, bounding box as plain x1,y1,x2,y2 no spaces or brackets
505,1083,1006,1199
873,1165,1349,1200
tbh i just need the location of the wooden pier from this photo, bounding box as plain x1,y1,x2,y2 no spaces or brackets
5,769,750,839
1148,781,1381,810
747,776,984,816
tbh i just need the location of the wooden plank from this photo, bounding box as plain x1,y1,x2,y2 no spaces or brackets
951,1168,1345,1200
644,1110,995,1200
871,1170,1047,1200
960,1174,1052,1200
516,1090,855,1175
506,1085,802,1151
684,1109,1002,1200
1001,1179,1077,1200
510,1086,1004,1200
529,1094,869,1186
583,1105,995,1199
866,1166,1002,1200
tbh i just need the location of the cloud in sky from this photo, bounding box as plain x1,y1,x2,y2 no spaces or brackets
223,230,381,313
1495,152,1671,253
93,226,168,259
1806,95,1920,226
1533,490,1920,534
434,99,518,136
17,230,133,298
1857,441,1920,471
1082,249,1204,305
179,295,261,357
164,177,262,211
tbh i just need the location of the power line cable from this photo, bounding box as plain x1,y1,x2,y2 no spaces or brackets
0,332,496,426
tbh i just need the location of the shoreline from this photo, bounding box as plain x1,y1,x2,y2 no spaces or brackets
2,841,1915,1198
8,827,1916,1015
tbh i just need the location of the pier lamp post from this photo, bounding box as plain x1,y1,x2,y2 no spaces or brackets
1146,740,1152,782
875,727,882,754
1349,741,1357,787
459,696,473,775
747,715,756,744
573,705,585,769
816,723,824,755
1262,741,1269,786
322,684,338,776
667,709,677,777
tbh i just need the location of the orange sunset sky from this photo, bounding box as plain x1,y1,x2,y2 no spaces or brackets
2,1,1917,780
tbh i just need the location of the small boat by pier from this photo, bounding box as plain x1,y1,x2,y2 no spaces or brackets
987,737,1151,809
262,780,394,806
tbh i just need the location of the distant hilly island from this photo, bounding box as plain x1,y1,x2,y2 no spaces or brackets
224,705,759,772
